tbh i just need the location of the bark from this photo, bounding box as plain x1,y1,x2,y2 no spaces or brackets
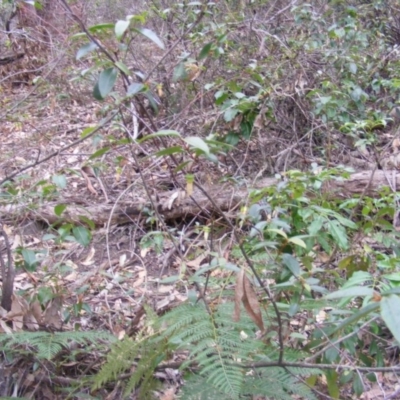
1,170,398,227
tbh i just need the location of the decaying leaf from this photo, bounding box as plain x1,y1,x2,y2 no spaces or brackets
233,269,264,331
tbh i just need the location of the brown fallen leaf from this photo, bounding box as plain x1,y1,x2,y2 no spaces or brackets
233,269,264,331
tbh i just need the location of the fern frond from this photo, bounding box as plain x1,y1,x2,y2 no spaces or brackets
0,331,114,360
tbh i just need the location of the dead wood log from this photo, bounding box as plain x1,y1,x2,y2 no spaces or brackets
1,170,398,227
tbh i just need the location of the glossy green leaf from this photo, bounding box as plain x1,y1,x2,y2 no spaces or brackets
81,126,96,138
380,295,400,344
288,236,307,248
184,136,210,154
282,254,300,277
352,373,364,397
325,286,374,299
199,42,213,59
79,216,96,230
115,61,131,76
73,226,92,247
52,175,67,189
21,249,37,271
76,42,98,60
93,68,118,100
127,82,145,96
115,19,130,40
135,28,165,49
326,370,339,399
88,23,115,33
54,204,67,217
138,130,180,143
327,220,348,249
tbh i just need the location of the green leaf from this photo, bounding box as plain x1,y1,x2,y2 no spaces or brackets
54,204,67,217
115,61,131,76
173,63,187,82
72,226,91,247
79,216,96,230
52,175,67,189
326,370,339,399
325,286,374,299
184,137,210,154
199,42,213,59
88,23,115,33
155,146,183,157
288,236,307,248
115,20,130,40
135,28,165,49
21,249,38,271
76,42,98,60
138,130,180,143
352,373,364,397
89,147,110,159
380,295,400,344
224,108,238,122
327,220,348,249
127,82,145,96
93,68,118,100
282,254,300,277
81,126,96,138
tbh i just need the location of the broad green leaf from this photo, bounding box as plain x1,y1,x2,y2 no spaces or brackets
173,63,187,82
127,82,145,96
138,130,180,143
349,62,357,74
21,249,37,271
76,42,98,60
72,226,91,247
335,215,357,229
115,61,131,76
308,217,324,235
329,302,380,336
266,228,287,239
135,28,165,49
54,204,67,217
352,373,364,397
288,236,307,248
224,108,238,122
184,137,210,154
380,295,400,344
326,370,339,399
115,20,130,40
52,175,67,189
199,42,213,59
282,254,300,277
93,68,118,100
327,220,348,249
79,216,95,230
325,286,374,299
383,273,400,282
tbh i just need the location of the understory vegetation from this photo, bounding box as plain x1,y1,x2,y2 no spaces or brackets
1,0,400,399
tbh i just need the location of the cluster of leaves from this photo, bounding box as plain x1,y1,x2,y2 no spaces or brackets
2,0,400,399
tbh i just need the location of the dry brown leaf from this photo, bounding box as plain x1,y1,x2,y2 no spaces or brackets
159,387,176,400
8,294,29,331
242,273,264,331
233,269,245,322
43,296,63,329
233,270,264,331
